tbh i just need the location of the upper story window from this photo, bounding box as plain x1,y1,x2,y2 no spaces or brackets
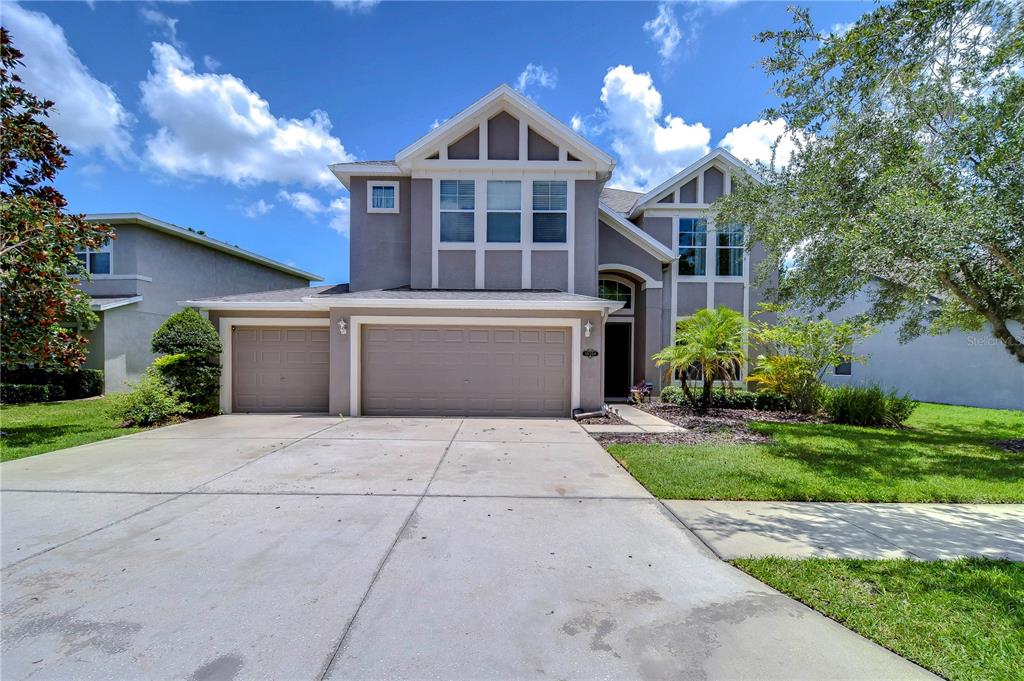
440,179,475,242
678,218,707,276
532,180,567,243
486,180,521,243
834,344,853,375
598,278,632,310
76,241,112,275
716,224,745,277
368,181,399,213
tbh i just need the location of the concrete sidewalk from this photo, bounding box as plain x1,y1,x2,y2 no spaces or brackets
666,501,1024,561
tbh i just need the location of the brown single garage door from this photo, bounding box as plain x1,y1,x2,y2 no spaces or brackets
361,325,571,417
232,326,329,412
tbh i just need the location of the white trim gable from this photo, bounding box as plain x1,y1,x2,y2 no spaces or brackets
598,203,675,263
394,85,615,176
628,148,761,219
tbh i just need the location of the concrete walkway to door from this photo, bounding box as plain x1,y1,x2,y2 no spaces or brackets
1,415,932,680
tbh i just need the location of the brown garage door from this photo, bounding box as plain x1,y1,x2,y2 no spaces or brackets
232,326,329,412
361,325,571,417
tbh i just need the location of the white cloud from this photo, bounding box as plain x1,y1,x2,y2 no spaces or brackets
3,2,133,160
570,114,585,133
202,55,221,71
598,65,710,191
140,42,354,187
330,0,379,13
829,22,855,37
244,199,274,218
515,63,558,95
719,118,808,167
277,190,351,235
643,4,682,62
140,7,181,47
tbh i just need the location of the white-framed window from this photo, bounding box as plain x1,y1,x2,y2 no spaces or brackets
440,179,475,242
75,241,112,275
678,218,707,276
532,180,568,243
486,180,521,243
716,224,745,277
368,181,400,213
834,343,853,375
598,276,633,311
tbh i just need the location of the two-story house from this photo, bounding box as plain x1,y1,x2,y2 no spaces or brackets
79,213,322,393
187,85,772,416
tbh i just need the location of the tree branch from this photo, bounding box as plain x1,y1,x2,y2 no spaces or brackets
987,243,1024,288
938,270,1024,363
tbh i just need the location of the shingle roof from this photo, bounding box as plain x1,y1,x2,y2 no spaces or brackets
191,284,346,303
600,187,643,214
347,160,398,166
313,287,609,303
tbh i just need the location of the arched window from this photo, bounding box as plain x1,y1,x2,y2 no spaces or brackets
598,277,633,310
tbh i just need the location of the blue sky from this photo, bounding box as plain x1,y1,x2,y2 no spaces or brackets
5,0,868,284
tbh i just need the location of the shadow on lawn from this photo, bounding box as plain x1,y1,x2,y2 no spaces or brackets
0,424,109,450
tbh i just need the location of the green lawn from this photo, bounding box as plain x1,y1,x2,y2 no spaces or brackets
735,557,1024,681
0,397,143,462
608,403,1024,502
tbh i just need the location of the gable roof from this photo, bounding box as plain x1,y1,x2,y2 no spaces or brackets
598,203,675,264
86,213,323,282
600,187,643,215
628,148,761,219
393,84,615,173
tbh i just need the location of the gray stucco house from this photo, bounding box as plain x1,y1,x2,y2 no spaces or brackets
187,85,773,416
79,213,321,393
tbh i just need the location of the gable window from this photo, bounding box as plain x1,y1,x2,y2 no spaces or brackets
486,180,521,243
716,224,745,277
75,241,112,275
532,180,567,243
368,181,399,213
678,218,707,276
440,180,475,242
598,278,632,310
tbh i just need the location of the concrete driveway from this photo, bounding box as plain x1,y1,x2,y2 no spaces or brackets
1,415,930,680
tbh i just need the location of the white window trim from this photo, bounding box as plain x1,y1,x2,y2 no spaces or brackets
531,179,569,246
217,317,331,414
76,241,113,275
485,179,522,244
676,215,709,281
598,274,635,316
438,178,476,245
349,316,581,416
367,181,400,214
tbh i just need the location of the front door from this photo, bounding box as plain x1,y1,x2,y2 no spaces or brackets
603,322,632,400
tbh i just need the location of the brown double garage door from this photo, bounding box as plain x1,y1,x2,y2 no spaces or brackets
232,324,572,417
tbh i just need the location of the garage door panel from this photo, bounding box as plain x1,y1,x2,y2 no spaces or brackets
361,324,570,417
232,326,329,413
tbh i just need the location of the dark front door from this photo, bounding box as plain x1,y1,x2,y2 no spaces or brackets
604,322,632,399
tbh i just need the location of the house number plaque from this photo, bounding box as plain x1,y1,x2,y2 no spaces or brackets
582,348,599,358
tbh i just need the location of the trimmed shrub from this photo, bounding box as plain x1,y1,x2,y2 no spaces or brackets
1,383,50,404
0,367,104,400
660,385,685,404
67,369,104,398
150,309,222,417
823,384,918,427
658,385,791,411
106,370,188,427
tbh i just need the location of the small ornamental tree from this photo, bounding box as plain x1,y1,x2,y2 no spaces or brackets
1,28,112,369
150,308,222,416
652,307,747,414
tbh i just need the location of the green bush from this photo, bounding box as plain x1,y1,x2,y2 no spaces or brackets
658,385,791,411
106,370,188,427
0,367,104,400
152,308,222,356
660,385,685,404
823,384,918,427
150,309,221,417
1,383,50,404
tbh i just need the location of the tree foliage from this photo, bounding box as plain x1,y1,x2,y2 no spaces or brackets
0,28,112,369
150,308,222,416
716,0,1024,363
652,307,747,413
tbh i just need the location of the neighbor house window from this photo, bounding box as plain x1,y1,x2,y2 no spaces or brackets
486,180,521,243
598,278,632,309
440,179,475,242
716,224,745,277
835,344,853,375
532,180,567,243
678,218,707,276
368,181,399,213
75,241,112,275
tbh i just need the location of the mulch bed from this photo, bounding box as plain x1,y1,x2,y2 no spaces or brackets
576,410,631,426
593,402,825,447
994,439,1024,453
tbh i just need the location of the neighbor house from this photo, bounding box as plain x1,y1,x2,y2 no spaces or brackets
79,213,322,393
185,85,774,416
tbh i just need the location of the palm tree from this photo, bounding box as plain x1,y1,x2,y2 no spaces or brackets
652,307,747,414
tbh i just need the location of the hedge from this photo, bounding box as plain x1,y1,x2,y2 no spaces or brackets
1,383,50,404
0,368,104,403
659,385,792,411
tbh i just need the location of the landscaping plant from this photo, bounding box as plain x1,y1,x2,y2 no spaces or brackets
150,308,222,416
106,368,187,427
652,307,746,414
823,384,918,428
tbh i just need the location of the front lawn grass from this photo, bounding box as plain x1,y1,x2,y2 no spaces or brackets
734,557,1024,681
608,403,1024,502
0,397,142,462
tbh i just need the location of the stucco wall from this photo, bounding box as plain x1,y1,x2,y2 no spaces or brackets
597,221,664,280
573,180,598,296
640,216,673,250
484,251,522,289
437,251,475,289
488,112,519,160
531,251,568,290
349,176,412,292
410,178,433,289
